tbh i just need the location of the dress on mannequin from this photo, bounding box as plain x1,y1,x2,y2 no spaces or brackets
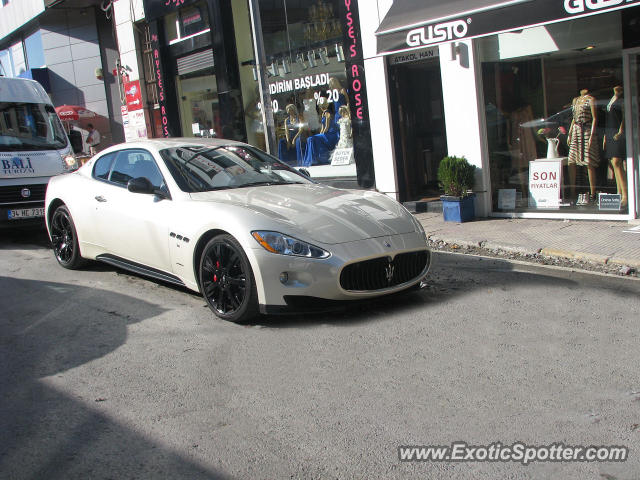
568,95,599,168
301,102,338,166
603,86,627,208
568,90,599,205
277,117,305,165
604,95,625,159
302,97,321,131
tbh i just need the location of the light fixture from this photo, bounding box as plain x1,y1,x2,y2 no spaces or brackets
307,50,318,68
282,57,291,75
296,52,308,70
335,43,344,62
319,47,330,66
252,67,257,81
268,61,278,77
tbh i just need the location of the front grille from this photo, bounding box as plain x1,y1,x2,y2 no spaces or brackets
340,250,430,291
0,184,47,205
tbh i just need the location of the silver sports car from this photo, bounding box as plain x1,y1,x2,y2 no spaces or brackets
45,139,431,322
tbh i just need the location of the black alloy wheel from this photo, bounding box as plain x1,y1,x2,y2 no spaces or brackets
50,205,85,269
199,234,258,323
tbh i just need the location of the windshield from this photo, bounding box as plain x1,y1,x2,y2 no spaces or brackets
0,102,68,151
160,144,313,192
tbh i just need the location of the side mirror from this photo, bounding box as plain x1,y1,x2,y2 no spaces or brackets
127,177,155,194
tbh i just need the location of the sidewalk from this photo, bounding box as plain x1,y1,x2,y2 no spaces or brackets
415,212,640,271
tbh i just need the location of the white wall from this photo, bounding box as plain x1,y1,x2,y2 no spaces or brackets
360,0,396,197
114,0,141,82
0,0,44,41
438,40,489,216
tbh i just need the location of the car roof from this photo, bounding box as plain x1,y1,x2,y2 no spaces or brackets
99,137,248,154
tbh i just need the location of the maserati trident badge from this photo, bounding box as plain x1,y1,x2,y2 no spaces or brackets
385,261,395,285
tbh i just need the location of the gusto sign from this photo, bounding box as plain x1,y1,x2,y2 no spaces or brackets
564,0,638,14
406,19,469,48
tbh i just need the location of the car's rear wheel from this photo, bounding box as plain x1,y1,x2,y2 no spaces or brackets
199,234,258,323
50,205,86,269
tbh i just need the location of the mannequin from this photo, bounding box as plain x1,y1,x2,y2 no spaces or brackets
567,88,599,205
302,89,321,132
328,77,348,129
301,97,339,166
277,104,305,165
335,105,353,149
603,85,627,209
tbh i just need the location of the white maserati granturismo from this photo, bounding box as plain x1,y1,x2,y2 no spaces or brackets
45,139,431,322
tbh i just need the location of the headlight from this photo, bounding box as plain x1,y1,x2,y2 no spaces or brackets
252,231,330,259
62,154,78,171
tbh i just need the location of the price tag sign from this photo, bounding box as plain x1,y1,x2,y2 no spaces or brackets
331,148,354,166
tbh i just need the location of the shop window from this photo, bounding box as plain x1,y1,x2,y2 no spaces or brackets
480,12,627,215
244,0,353,171
164,1,210,45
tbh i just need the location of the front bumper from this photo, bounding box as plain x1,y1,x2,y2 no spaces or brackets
249,231,431,310
0,202,46,228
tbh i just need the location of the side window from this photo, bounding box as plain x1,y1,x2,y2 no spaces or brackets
93,152,116,180
109,149,165,190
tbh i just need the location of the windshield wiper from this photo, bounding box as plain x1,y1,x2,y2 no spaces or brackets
236,181,304,188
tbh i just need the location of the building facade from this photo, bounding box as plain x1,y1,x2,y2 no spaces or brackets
367,0,640,221
0,0,124,150
112,0,374,188
4,0,639,221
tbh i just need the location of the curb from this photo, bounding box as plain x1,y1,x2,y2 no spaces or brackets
539,248,610,265
481,241,540,257
608,257,640,269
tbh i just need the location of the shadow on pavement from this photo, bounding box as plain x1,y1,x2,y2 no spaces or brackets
0,277,227,479
0,224,50,250
252,252,577,328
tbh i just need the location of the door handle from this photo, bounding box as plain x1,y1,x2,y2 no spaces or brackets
94,195,107,202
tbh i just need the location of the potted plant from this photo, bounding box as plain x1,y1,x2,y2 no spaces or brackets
438,155,476,222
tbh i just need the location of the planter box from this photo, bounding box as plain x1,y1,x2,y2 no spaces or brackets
441,194,475,223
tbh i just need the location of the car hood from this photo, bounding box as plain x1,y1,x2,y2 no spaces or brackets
189,184,417,244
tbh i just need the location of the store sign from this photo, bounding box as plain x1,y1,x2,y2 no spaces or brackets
564,0,637,14
598,193,622,210
149,23,171,137
389,47,438,65
269,74,330,95
377,0,640,54
528,160,562,208
142,0,200,21
124,80,143,112
340,0,375,188
406,19,469,48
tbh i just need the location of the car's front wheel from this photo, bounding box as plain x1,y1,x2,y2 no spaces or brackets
50,205,86,269
199,234,259,323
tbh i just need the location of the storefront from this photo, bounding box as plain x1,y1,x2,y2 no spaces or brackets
138,0,374,188
375,0,640,220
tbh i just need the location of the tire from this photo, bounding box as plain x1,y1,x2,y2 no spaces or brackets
199,234,259,323
50,205,86,269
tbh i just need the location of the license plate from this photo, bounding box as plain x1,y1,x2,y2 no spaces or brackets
8,207,45,219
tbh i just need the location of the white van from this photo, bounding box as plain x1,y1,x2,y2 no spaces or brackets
0,77,77,227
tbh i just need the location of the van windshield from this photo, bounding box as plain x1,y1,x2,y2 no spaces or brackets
0,102,68,151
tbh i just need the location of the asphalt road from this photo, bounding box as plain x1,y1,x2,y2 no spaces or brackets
1,226,639,479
